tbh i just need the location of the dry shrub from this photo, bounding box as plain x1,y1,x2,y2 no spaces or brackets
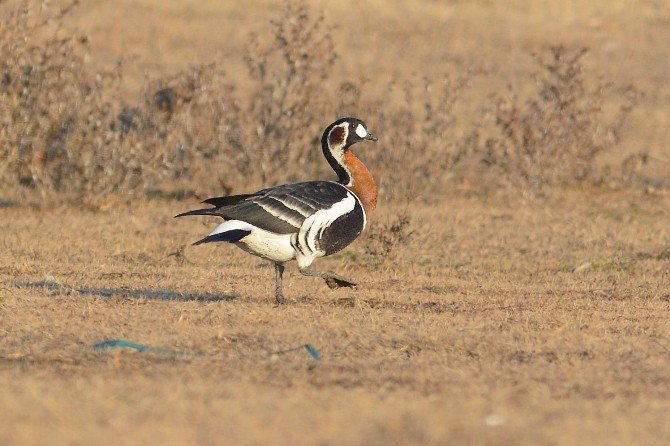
0,1,122,198
481,46,641,195
0,2,647,206
0,1,338,201
0,1,473,204
0,3,240,201
354,74,479,200
0,1,202,200
127,0,339,195
129,64,244,197
242,2,336,186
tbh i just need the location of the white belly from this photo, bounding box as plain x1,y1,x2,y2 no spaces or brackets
209,219,295,263
235,229,295,263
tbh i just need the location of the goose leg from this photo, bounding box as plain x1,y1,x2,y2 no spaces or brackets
299,268,357,289
274,262,290,304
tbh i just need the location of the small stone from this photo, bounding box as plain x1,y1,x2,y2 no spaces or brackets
572,262,592,273
485,414,505,427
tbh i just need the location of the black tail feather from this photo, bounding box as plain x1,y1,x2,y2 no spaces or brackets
174,208,218,218
176,194,256,218
192,229,251,246
202,194,255,208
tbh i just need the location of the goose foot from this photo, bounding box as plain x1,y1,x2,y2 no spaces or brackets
275,293,292,305
300,269,357,290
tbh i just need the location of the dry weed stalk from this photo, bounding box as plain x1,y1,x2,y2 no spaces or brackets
363,210,414,265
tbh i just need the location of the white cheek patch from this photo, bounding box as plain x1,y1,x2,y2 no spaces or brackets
355,124,367,138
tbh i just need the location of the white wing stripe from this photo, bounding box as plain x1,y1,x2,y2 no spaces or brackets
306,222,319,254
296,194,357,256
287,194,324,210
257,202,303,227
271,196,312,217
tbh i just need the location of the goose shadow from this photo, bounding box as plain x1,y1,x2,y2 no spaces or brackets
14,281,237,302
0,200,19,208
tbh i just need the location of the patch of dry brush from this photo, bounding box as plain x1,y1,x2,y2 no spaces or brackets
482,46,642,196
0,1,650,205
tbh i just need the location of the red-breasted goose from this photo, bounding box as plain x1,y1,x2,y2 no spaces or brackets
176,117,378,303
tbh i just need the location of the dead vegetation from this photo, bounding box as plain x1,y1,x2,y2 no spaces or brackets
0,1,655,205
362,210,415,265
481,46,642,195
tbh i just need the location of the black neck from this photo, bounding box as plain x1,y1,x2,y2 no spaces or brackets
321,128,350,185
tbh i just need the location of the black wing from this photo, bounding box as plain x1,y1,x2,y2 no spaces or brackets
176,181,352,235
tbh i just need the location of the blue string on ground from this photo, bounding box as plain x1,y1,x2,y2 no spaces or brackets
270,344,321,360
88,339,320,360
88,339,194,356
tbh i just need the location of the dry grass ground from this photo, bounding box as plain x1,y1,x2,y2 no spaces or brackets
2,190,670,445
2,0,670,444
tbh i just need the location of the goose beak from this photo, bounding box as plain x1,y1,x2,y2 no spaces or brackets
365,132,378,142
